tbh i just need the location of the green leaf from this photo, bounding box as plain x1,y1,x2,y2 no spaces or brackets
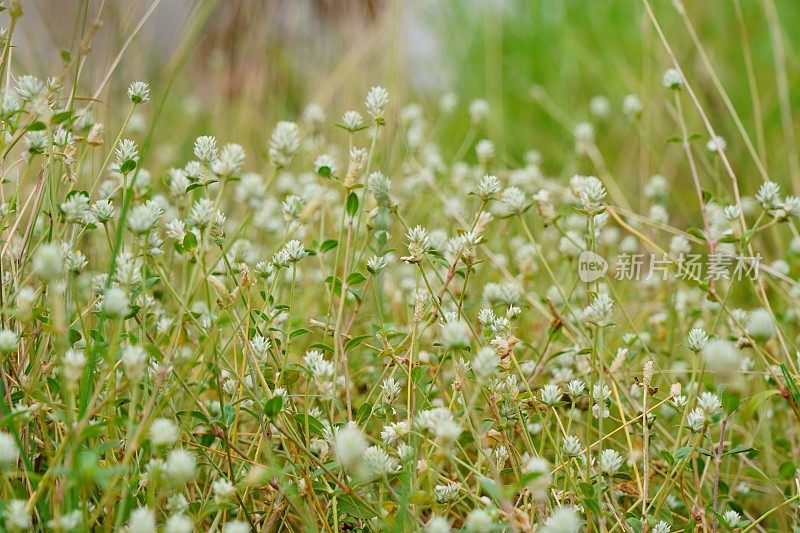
723,446,755,457
344,335,372,352
120,159,136,174
675,447,693,460
778,461,795,480
320,239,338,252
346,272,366,285
720,389,740,415
346,192,359,217
289,328,310,340
294,413,325,437
26,121,46,131
52,110,73,125
264,395,284,420
336,494,375,520
781,364,800,405
686,227,706,241
183,232,197,251
356,402,372,424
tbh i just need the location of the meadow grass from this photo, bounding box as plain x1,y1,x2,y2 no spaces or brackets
1,0,800,531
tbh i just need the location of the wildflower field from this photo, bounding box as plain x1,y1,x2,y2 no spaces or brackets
3,0,800,531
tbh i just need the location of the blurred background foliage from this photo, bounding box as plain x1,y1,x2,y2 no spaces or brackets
16,0,800,212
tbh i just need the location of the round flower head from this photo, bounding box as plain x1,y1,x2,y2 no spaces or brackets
194,135,218,162
150,418,179,447
365,86,389,122
102,287,130,318
702,338,740,375
0,432,19,468
334,424,367,470
524,456,552,500
127,81,150,104
223,521,250,533
746,308,775,340
0,329,17,353
662,68,684,89
164,514,193,533
465,509,493,532
542,506,581,533
127,507,156,533
165,449,196,484
33,243,64,281
425,516,451,533
4,500,30,530
268,121,301,167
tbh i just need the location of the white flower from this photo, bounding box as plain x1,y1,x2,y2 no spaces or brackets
662,68,684,89
4,500,30,530
212,143,245,176
165,449,196,484
562,435,582,457
566,379,586,397
341,110,364,131
15,74,44,101
334,424,367,469
150,418,179,446
756,180,781,209
164,514,193,533
314,153,337,176
574,122,594,143
127,507,156,533
194,135,218,162
622,94,643,117
115,138,139,167
589,95,610,118
702,338,740,375
434,482,461,503
465,509,493,532
33,243,64,281
722,510,741,527
223,520,250,533
687,328,708,351
475,139,495,163
706,135,727,153
359,445,396,480
579,175,606,212
283,240,307,262
524,456,551,499
128,81,150,104
121,344,148,381
62,348,86,384
425,516,451,533
0,432,19,468
472,347,499,382
746,308,775,339
687,407,706,431
599,449,623,475
478,174,501,199
542,506,581,533
438,320,470,349
468,99,489,123
190,197,216,227
0,329,17,353
540,383,562,405
102,287,130,318
652,521,670,533
269,121,301,167
698,392,722,415
212,478,236,502
583,292,614,325
365,86,389,121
